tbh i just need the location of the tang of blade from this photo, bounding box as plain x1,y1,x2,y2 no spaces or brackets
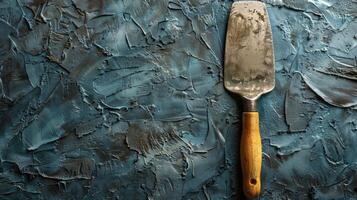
224,1,275,100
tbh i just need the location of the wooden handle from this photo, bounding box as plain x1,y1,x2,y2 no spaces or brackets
241,112,262,198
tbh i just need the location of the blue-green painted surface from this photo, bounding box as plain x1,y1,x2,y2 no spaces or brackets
0,0,356,199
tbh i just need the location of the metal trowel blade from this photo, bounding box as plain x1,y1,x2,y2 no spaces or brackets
224,1,275,100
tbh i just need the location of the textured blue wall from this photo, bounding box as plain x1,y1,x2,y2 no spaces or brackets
0,0,356,199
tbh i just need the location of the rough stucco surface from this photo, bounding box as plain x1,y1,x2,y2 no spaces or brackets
0,0,356,199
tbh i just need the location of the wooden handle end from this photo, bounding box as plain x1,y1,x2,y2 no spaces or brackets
241,112,262,198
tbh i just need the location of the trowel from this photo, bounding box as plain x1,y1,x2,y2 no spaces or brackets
224,1,275,198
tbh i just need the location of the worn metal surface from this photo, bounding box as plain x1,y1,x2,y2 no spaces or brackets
0,0,357,199
225,1,275,100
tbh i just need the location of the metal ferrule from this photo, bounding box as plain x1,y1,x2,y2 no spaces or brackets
243,99,257,112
